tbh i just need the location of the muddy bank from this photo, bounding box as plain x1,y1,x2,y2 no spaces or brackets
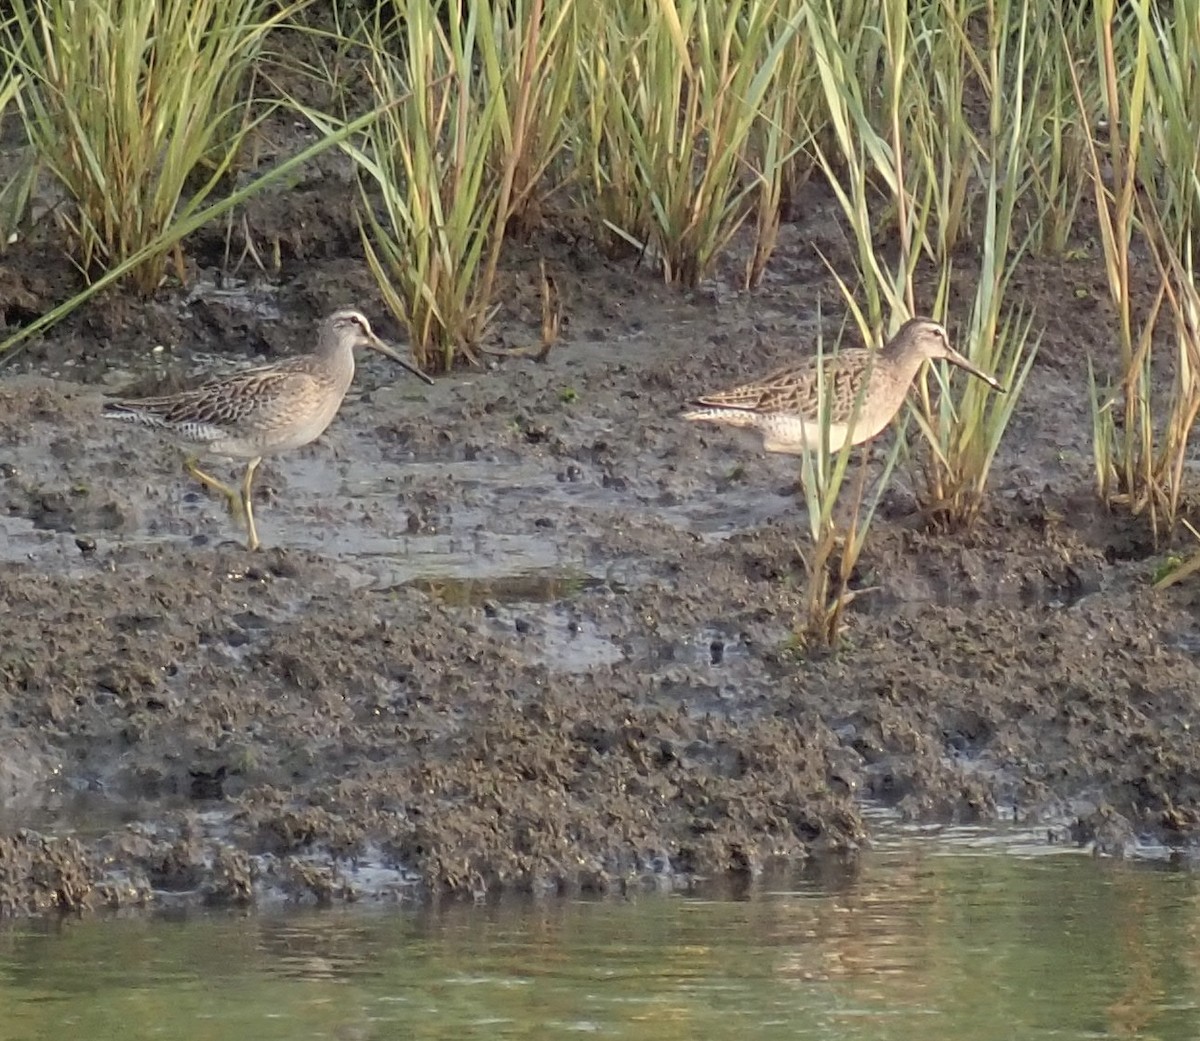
1,170,1198,915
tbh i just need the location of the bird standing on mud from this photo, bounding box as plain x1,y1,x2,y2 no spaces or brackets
682,317,1005,455
103,308,434,551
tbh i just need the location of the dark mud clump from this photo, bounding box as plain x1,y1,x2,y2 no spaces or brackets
0,832,100,916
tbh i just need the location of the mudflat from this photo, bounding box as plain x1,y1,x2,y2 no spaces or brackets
0,164,1192,916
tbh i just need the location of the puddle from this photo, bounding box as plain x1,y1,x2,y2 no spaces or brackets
404,570,610,606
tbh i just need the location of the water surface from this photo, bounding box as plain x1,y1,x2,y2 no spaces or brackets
1,839,1196,1041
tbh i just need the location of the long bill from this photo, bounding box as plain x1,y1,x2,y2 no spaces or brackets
944,348,1006,393
367,334,435,385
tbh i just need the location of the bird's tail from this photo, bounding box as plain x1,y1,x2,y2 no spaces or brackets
680,405,759,427
102,401,168,427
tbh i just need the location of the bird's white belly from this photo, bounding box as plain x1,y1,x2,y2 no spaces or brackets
760,415,881,455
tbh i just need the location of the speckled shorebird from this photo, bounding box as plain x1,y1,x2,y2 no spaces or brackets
682,317,1005,454
103,308,434,551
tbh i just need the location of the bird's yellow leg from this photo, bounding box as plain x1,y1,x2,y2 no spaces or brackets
240,457,262,552
183,457,243,519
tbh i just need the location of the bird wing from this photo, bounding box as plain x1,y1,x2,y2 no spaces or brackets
694,349,874,415
693,363,807,412
106,367,324,432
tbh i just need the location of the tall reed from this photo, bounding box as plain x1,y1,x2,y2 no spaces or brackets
794,316,906,650
3,0,299,291
572,0,800,286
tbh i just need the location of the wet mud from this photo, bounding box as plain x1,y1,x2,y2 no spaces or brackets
2,134,1199,917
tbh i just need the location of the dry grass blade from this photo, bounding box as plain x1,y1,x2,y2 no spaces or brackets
1126,201,1200,537
1026,8,1090,256
480,260,561,361
539,260,562,358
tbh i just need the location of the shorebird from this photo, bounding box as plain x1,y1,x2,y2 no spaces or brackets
682,317,1004,454
103,308,434,551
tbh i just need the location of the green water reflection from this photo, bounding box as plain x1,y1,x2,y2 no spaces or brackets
1,847,1198,1040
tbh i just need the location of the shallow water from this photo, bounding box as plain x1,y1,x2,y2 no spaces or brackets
3,837,1197,1041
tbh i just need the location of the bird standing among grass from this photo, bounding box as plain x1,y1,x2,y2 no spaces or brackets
682,317,1004,455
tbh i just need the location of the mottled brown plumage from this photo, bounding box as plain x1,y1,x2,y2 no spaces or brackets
104,308,433,550
682,317,1004,454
